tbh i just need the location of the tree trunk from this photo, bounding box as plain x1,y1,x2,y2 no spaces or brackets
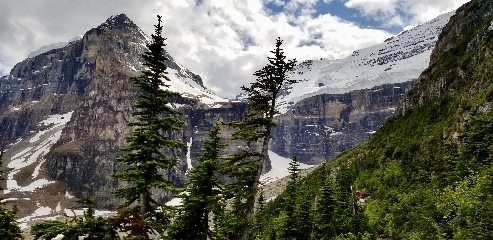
140,191,147,216
241,133,270,240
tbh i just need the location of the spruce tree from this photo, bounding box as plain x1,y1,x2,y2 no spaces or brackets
278,156,305,239
251,188,266,239
111,15,185,235
167,121,226,239
313,172,337,239
0,150,23,240
225,37,297,240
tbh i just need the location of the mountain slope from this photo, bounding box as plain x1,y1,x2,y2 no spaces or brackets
277,10,454,114
261,0,493,238
0,14,232,216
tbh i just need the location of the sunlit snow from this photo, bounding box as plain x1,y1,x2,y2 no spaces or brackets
277,11,455,114
5,111,73,194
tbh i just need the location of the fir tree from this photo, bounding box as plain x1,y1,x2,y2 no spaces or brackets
167,121,226,240
278,156,300,239
225,37,297,240
0,150,23,240
251,188,266,240
111,15,185,235
313,171,337,240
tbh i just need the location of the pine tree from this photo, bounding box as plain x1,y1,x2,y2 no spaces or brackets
225,37,297,240
313,171,337,240
167,121,226,239
278,156,300,239
0,150,23,240
251,188,266,239
111,15,185,235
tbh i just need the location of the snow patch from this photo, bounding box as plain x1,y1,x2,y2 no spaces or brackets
65,191,75,199
28,36,82,58
5,111,73,194
165,197,183,207
186,137,193,171
163,68,229,106
260,151,313,184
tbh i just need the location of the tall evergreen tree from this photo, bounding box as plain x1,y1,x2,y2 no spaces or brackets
167,121,226,239
278,156,300,239
0,150,23,239
225,37,297,240
111,15,185,235
251,188,267,240
313,171,337,240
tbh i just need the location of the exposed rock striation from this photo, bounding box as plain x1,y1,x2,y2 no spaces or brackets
272,81,414,164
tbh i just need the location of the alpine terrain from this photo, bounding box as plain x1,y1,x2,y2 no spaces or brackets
0,5,463,233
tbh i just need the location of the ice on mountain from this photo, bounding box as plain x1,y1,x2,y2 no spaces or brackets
277,10,455,114
27,36,82,59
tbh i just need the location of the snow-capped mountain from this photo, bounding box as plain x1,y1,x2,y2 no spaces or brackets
277,10,455,113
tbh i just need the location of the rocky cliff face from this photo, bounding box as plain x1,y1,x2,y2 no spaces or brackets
273,81,414,164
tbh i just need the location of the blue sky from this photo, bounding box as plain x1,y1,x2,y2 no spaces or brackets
265,0,403,33
0,0,470,97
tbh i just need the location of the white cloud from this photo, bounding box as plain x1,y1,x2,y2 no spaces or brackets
2,0,438,98
343,0,470,27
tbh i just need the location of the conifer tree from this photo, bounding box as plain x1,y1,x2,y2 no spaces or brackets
225,37,297,240
313,171,337,239
277,156,300,239
167,121,226,239
111,15,185,234
0,150,23,240
251,188,266,239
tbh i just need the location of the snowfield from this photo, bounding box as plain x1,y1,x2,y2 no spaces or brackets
277,11,455,114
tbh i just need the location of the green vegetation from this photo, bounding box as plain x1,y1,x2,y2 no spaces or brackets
110,14,185,237
16,0,493,238
219,37,297,239
31,193,117,240
167,121,226,239
255,1,493,237
0,150,23,240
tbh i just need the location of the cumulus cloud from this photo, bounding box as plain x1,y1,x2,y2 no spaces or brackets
0,0,462,98
343,0,470,28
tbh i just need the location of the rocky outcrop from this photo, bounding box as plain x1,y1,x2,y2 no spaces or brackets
400,0,493,112
273,81,414,164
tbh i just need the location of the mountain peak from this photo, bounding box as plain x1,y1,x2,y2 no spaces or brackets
99,13,138,30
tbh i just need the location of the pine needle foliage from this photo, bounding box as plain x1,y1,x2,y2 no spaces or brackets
224,37,297,239
111,14,185,224
167,120,226,239
0,150,23,240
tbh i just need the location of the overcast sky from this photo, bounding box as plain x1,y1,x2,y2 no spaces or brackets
0,0,469,98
